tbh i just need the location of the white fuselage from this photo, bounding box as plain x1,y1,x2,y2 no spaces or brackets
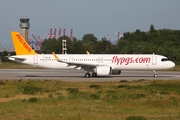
9,54,175,70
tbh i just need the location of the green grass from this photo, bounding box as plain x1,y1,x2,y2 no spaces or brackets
0,80,180,120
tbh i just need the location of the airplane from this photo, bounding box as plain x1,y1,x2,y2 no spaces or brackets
9,31,175,78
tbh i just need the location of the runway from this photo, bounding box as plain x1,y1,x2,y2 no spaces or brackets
0,69,180,81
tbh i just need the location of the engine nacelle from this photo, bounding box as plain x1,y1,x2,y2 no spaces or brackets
94,66,111,76
111,70,121,75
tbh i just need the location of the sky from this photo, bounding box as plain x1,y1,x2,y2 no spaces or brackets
0,0,180,48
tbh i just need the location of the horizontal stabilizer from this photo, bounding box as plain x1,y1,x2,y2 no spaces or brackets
9,56,26,61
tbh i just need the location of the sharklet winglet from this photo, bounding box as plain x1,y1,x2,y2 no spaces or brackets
86,51,90,54
52,52,61,62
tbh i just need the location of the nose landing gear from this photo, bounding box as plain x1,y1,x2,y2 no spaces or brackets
153,70,158,78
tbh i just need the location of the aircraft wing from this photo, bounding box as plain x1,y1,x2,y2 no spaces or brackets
52,52,107,70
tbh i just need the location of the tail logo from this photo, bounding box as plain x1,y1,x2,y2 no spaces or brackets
16,33,32,52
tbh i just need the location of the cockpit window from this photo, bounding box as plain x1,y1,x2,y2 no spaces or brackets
161,58,169,62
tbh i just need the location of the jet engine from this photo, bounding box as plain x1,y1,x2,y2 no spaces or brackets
94,66,111,76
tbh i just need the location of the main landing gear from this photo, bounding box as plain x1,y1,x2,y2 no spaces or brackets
92,73,97,77
85,73,91,78
153,70,158,78
84,72,97,78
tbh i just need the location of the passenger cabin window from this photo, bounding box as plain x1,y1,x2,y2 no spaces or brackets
161,58,169,62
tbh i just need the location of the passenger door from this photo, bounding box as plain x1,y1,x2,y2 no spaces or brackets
152,56,157,65
33,56,38,65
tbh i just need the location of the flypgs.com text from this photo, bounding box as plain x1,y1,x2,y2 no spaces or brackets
112,56,151,65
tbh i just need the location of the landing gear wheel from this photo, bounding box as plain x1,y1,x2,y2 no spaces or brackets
85,73,91,78
153,70,158,78
154,74,158,78
92,73,97,77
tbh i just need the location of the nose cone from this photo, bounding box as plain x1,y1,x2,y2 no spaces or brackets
167,61,175,69
171,62,175,68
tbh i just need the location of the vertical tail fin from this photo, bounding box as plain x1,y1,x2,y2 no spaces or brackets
11,31,37,55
